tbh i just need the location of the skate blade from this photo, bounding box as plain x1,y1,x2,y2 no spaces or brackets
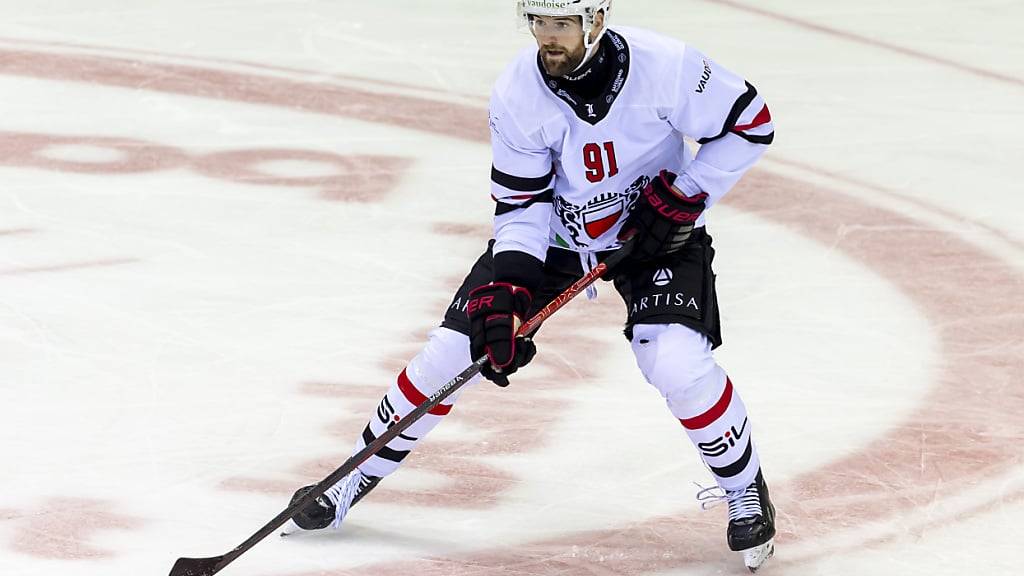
743,538,775,573
280,519,303,537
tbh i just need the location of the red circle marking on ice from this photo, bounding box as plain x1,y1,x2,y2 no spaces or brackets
191,148,405,202
0,131,188,173
0,129,405,203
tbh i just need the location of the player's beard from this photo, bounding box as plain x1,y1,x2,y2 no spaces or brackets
540,42,586,77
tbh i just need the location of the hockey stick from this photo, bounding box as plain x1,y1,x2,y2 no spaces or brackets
168,238,634,576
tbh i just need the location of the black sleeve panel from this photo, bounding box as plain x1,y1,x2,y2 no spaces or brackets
493,249,546,295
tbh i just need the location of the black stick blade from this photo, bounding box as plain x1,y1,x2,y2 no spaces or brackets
169,556,225,576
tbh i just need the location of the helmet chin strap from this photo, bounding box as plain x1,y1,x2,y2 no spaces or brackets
567,26,607,76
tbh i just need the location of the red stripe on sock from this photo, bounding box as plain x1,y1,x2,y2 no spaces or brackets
679,378,733,430
397,368,452,416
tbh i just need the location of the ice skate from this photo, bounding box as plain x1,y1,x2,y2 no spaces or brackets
725,470,775,572
699,469,776,572
280,469,381,536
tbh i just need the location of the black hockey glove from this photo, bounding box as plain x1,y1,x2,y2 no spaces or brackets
620,170,708,261
466,282,537,387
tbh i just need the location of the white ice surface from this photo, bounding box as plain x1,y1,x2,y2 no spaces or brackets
0,1,1022,575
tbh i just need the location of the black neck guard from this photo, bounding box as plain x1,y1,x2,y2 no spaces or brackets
538,30,631,125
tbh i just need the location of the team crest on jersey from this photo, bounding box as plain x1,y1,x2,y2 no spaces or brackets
554,174,649,247
583,193,624,239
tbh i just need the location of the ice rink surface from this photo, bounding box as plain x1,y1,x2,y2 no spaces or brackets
0,1,1022,574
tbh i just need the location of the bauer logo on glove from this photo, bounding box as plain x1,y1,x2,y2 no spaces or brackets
620,169,708,261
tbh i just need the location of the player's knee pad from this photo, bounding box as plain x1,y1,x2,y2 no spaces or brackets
629,323,726,419
406,327,480,399
358,328,479,478
630,324,758,489
385,327,480,424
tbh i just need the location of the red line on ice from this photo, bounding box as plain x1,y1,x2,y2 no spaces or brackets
0,228,36,237
702,0,1024,88
0,258,139,277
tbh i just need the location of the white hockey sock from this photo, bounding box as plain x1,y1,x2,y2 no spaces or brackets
355,327,477,478
676,373,760,491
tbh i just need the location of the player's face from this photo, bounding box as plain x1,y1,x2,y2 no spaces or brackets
530,15,587,77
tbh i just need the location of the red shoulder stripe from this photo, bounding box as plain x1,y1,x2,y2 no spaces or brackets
733,104,772,132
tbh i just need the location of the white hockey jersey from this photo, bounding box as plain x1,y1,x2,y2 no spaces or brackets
488,26,774,262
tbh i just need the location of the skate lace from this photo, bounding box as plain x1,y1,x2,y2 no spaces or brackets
324,470,365,529
695,482,762,522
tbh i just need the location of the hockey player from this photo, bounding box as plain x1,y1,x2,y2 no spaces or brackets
286,0,776,571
